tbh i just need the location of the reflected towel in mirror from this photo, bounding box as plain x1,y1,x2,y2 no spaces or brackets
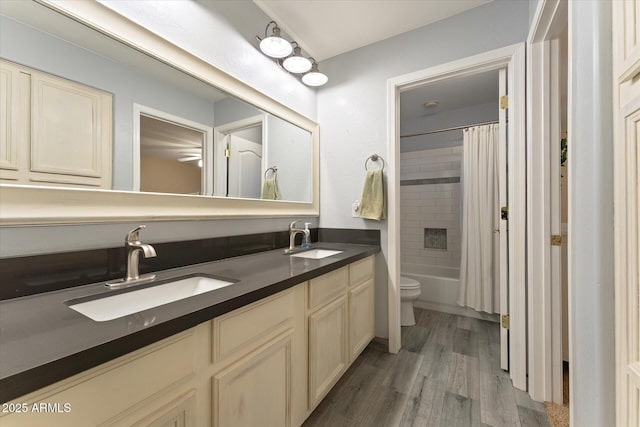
359,169,386,220
261,178,281,200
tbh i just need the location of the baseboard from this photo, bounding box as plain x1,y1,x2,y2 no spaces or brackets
371,336,390,352
414,300,499,322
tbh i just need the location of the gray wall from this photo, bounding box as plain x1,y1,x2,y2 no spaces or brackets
0,16,217,191
317,0,530,337
0,0,318,257
214,97,263,128
266,115,312,203
529,0,541,28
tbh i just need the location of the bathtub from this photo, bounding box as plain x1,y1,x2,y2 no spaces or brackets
401,262,498,321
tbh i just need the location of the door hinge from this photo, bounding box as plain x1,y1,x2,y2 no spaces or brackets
224,149,231,158
501,206,509,221
551,235,562,246
501,314,510,330
500,95,508,109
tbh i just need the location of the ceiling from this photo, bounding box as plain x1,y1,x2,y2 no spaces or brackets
140,116,204,163
400,69,500,122
252,0,492,61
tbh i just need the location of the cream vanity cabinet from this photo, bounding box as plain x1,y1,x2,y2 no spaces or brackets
0,255,375,426
307,255,375,409
0,59,112,188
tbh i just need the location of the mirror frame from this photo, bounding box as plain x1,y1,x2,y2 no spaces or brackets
0,0,319,225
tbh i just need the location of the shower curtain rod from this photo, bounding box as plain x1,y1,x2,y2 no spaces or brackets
400,120,499,138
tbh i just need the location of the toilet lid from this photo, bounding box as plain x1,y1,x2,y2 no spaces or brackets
400,276,420,290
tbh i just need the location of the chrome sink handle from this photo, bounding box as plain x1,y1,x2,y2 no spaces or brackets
289,220,301,231
126,225,146,243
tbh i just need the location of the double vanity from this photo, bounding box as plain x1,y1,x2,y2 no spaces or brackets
0,230,378,426
0,2,377,424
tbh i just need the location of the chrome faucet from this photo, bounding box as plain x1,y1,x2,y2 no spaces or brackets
285,221,310,253
124,225,156,281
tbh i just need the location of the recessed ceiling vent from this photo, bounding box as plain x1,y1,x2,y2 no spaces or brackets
423,100,440,109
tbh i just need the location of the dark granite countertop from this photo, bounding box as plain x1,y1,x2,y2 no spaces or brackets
0,242,379,402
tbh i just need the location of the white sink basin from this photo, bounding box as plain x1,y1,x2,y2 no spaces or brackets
290,249,343,259
68,276,235,322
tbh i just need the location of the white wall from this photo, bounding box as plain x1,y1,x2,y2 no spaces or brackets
0,0,318,257
317,0,530,337
99,0,316,120
568,1,615,424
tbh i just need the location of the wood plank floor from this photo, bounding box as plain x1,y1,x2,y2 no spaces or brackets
303,308,551,427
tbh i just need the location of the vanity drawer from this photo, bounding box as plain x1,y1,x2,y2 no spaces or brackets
349,255,374,287
213,289,295,362
308,267,348,311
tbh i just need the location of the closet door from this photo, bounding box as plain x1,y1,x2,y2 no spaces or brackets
613,1,640,426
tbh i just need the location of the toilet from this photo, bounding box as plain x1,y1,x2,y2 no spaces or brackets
400,275,422,326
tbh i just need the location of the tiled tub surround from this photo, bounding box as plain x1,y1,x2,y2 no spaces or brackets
400,146,462,269
0,230,379,402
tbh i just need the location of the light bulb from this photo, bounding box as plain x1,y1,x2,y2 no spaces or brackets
302,70,328,87
259,24,292,58
283,46,312,73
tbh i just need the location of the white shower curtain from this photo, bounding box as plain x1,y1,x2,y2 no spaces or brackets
457,124,500,314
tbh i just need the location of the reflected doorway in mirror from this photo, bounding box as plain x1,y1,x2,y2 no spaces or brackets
133,104,214,196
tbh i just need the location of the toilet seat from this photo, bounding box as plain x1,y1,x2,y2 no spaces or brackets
400,276,420,290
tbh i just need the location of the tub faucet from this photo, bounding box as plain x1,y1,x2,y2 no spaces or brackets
125,225,156,281
285,221,310,253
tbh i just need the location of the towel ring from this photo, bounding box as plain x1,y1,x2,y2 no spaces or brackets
264,166,278,179
365,154,385,171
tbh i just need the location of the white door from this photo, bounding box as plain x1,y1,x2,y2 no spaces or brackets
613,2,640,426
498,68,509,371
227,134,263,199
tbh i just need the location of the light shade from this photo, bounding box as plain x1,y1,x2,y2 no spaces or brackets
259,23,292,58
302,62,328,87
283,45,312,73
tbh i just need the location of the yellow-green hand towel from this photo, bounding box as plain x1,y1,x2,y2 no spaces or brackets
261,178,281,200
359,169,386,220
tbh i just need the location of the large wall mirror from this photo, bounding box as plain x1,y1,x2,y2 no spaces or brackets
0,0,318,224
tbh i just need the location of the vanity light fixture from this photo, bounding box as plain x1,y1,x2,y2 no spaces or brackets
259,21,292,58
256,21,328,87
282,42,312,73
302,61,328,87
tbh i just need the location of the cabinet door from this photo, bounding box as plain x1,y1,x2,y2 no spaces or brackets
212,331,292,427
104,389,197,427
349,278,374,362
30,71,112,188
308,295,348,408
0,60,26,181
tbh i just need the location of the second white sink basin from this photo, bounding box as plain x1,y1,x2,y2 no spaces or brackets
290,249,343,259
67,275,235,322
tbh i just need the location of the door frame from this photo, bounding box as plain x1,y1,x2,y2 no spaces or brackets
526,0,568,403
213,114,267,197
386,42,527,390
